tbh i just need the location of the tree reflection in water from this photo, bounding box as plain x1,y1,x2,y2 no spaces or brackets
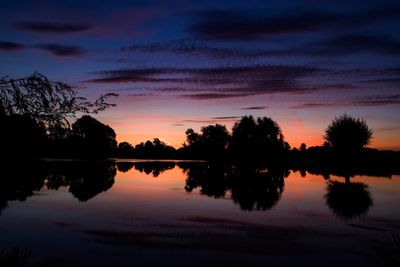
0,160,385,217
0,161,46,215
134,161,176,177
181,162,288,211
0,161,117,213
325,178,373,220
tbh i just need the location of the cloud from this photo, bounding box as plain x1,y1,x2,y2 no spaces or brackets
180,116,241,124
188,10,336,40
15,21,91,33
88,65,350,100
0,41,25,51
187,7,400,41
211,116,241,120
291,94,400,109
121,40,278,59
181,93,254,100
241,106,268,110
310,33,400,56
356,94,400,106
35,44,85,56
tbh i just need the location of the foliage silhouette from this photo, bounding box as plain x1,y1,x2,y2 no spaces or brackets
0,72,117,136
229,116,287,160
134,138,176,159
0,113,47,158
182,124,230,159
324,114,372,154
69,115,117,158
117,142,135,158
325,180,373,220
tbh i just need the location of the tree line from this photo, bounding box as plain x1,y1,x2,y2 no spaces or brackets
1,73,399,169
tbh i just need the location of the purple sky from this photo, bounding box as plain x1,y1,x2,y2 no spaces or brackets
1,0,399,149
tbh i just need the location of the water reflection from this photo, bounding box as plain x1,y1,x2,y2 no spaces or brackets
134,161,176,177
0,160,397,217
0,161,116,211
180,162,228,198
0,161,46,214
325,180,373,220
229,165,288,211
46,162,116,201
181,162,288,211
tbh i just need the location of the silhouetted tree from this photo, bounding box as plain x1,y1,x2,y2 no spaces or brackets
229,116,286,160
70,115,117,158
324,114,372,153
0,113,47,157
134,138,176,159
183,124,230,159
117,141,135,158
0,72,117,136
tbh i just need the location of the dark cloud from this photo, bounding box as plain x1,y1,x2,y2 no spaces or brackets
311,33,400,56
90,65,319,83
188,10,336,40
357,78,400,84
356,94,400,106
188,7,400,41
181,116,241,124
241,106,268,110
181,93,254,100
88,65,346,100
291,94,400,109
36,44,85,56
291,103,340,109
0,41,25,51
211,116,241,120
15,21,91,33
121,40,277,59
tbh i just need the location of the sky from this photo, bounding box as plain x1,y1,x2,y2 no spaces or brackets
1,0,399,150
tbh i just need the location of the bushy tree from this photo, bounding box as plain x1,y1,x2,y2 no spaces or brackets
71,115,117,158
324,114,372,153
229,116,286,159
117,141,135,158
184,124,230,159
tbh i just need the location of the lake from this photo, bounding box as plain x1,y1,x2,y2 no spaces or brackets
1,160,399,266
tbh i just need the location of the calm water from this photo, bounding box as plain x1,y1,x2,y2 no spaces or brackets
1,160,399,266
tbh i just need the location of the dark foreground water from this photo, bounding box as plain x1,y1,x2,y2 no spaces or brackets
0,160,399,266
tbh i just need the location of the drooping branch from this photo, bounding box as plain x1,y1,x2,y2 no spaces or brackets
0,72,118,134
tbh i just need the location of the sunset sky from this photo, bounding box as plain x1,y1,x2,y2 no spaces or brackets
1,0,399,150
